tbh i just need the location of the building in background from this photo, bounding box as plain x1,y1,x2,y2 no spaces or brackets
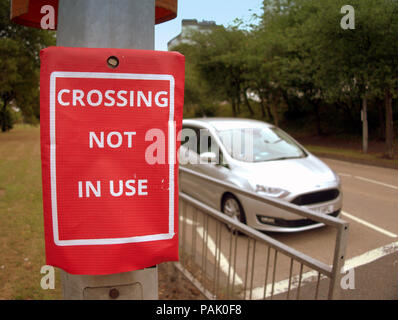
167,19,217,50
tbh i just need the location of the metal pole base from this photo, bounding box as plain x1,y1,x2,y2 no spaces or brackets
61,266,158,300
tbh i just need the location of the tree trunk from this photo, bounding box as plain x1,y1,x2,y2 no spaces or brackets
259,99,266,117
231,98,237,117
267,92,277,125
256,88,267,118
243,88,254,116
313,101,323,136
265,103,273,122
362,95,368,154
260,97,269,119
235,88,241,114
270,101,279,127
1,96,10,132
384,88,394,159
377,98,385,141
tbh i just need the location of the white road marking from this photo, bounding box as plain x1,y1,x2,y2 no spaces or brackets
247,269,321,299
338,172,352,177
354,176,398,191
337,172,397,237
339,172,398,191
247,240,398,299
180,216,243,285
342,211,398,238
343,240,398,270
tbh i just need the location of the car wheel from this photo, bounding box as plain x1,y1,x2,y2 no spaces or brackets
222,194,246,232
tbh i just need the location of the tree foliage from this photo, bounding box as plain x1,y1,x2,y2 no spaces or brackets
0,0,55,131
172,0,398,158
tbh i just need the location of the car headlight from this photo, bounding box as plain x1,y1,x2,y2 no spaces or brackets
255,184,290,198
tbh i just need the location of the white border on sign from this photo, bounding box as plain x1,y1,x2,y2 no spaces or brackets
49,71,176,246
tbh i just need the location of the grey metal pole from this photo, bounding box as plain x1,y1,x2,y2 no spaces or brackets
56,0,158,300
57,0,154,49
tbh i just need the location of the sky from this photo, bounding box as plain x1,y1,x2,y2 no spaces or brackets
154,0,264,51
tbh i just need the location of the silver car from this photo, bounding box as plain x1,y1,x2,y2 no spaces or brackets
179,118,342,233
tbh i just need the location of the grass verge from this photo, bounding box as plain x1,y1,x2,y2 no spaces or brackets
305,145,398,169
0,125,61,299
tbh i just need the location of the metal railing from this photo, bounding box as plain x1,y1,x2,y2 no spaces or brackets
176,166,349,300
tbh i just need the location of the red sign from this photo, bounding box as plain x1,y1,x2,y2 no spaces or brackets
40,47,184,275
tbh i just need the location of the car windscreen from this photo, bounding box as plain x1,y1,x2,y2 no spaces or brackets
217,126,306,162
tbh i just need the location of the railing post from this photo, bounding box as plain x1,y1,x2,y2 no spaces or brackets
328,222,349,299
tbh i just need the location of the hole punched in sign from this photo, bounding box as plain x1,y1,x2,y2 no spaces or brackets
107,56,119,69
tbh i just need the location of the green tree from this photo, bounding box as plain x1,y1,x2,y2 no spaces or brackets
0,0,55,132
171,42,219,117
305,0,398,158
244,25,284,124
255,0,328,132
259,0,397,157
186,26,254,117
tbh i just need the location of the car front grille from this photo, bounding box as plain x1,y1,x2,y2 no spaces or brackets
291,189,340,206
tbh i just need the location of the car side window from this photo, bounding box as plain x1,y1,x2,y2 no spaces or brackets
198,128,218,156
181,125,228,167
182,125,215,156
200,131,213,154
198,128,225,166
181,126,200,154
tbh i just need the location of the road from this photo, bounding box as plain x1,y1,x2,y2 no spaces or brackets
178,157,398,299
272,158,398,263
323,158,398,254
